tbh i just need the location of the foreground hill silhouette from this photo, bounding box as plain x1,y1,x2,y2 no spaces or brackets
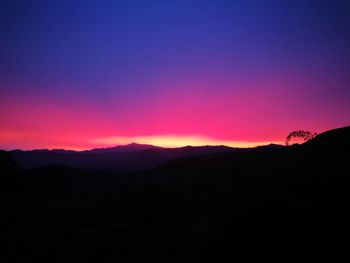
1,126,350,262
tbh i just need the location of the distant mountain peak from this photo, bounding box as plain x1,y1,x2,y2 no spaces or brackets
125,142,156,147
84,142,161,154
128,142,141,145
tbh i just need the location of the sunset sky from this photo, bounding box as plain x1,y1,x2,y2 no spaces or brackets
1,0,349,150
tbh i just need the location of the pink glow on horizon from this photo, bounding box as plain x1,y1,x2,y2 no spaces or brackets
1,72,349,150
91,135,282,149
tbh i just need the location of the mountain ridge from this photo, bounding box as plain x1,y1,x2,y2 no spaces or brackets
7,125,350,172
9,143,237,171
1,126,350,262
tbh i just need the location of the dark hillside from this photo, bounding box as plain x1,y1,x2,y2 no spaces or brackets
1,126,350,262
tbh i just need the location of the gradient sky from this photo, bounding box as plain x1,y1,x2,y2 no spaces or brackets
1,0,350,150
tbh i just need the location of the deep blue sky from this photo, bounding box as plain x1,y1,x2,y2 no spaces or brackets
1,0,350,149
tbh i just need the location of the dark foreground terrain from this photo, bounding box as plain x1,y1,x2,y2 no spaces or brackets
1,126,350,262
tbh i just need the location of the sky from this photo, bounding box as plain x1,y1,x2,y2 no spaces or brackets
1,0,350,150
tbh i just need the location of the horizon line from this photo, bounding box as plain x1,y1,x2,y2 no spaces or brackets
1,141,284,152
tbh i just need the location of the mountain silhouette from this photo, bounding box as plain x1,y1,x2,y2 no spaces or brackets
11,144,236,171
1,126,349,262
82,142,161,154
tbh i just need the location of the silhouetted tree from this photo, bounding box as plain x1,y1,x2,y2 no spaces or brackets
285,130,317,146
